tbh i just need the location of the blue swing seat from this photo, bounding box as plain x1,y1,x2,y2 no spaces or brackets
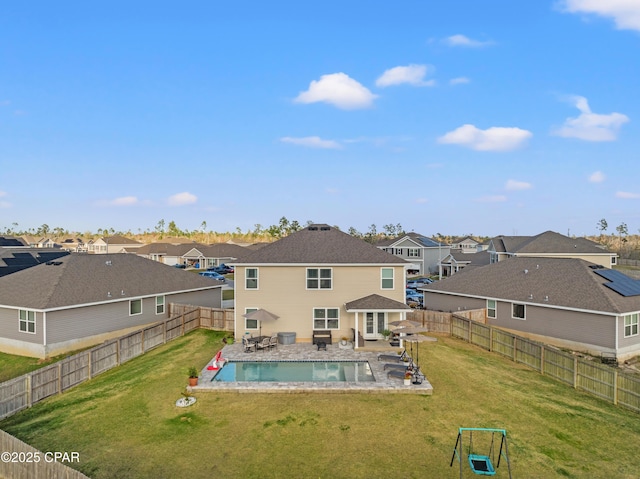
468,454,496,476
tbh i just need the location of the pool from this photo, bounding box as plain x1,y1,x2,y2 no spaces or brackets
212,361,375,383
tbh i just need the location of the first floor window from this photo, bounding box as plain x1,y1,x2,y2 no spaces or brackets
381,268,394,289
512,303,525,320
246,268,258,289
624,313,639,337
487,299,496,319
313,308,339,329
19,309,35,334
130,299,142,316
156,295,165,315
245,308,258,329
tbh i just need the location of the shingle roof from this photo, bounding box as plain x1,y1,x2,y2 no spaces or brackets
0,253,223,310
376,232,443,248
491,231,609,255
234,225,408,264
345,294,411,311
423,257,640,314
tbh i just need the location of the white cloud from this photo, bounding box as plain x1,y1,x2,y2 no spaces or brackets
168,192,197,206
553,95,629,141
294,73,377,110
560,0,640,31
445,34,494,47
375,64,435,87
505,179,532,191
474,195,507,203
438,124,533,151
280,136,342,149
449,77,470,85
616,191,640,199
111,196,138,206
589,171,606,183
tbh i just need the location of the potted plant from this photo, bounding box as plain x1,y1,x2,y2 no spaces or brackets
340,336,349,346
404,371,412,386
188,366,199,387
381,329,391,340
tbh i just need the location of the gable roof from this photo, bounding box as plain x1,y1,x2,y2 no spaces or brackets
490,231,609,255
377,232,444,249
135,242,249,258
95,235,143,245
234,224,408,265
345,294,411,311
423,257,640,315
0,253,223,310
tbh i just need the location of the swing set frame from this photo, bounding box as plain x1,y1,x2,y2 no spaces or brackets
450,428,512,478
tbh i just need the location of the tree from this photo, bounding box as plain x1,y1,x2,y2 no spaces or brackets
364,224,378,244
616,222,628,250
155,219,165,234
597,218,608,238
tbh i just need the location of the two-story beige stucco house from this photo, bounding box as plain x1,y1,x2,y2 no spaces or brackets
233,224,411,348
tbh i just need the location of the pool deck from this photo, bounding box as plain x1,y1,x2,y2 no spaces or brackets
192,341,433,395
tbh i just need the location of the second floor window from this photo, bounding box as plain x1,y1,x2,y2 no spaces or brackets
246,268,258,289
307,268,332,289
381,268,394,289
408,248,420,257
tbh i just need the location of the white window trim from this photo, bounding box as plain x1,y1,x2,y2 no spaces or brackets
408,248,421,258
487,299,496,319
245,307,259,330
18,309,36,334
511,303,525,320
381,267,394,290
245,267,259,290
306,268,333,290
312,307,340,330
130,299,143,316
624,313,639,338
155,295,165,315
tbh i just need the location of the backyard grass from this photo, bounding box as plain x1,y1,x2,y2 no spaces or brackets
2,329,640,479
0,351,81,383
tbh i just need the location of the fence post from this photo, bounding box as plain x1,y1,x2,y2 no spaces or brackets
88,350,92,380
613,369,618,405
26,374,32,408
58,363,62,395
513,336,517,362
540,345,545,375
141,328,145,353
573,356,578,389
489,327,493,352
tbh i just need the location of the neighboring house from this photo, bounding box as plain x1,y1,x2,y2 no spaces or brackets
421,257,640,361
87,235,145,254
0,248,70,278
20,236,59,249
59,237,88,252
449,236,481,253
488,231,616,267
0,254,224,358
233,224,411,347
376,232,450,276
439,250,491,277
134,242,248,268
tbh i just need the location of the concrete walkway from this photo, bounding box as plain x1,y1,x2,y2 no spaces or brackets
192,341,433,395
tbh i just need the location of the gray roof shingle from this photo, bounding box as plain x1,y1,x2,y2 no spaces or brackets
423,257,640,314
0,254,223,310
234,225,408,265
345,294,411,311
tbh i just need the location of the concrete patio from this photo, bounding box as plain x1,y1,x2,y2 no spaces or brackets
192,340,434,395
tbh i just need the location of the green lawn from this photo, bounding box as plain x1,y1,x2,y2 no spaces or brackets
2,329,640,479
0,351,76,383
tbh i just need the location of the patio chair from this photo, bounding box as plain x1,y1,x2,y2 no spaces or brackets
383,361,416,372
256,337,271,352
377,349,410,363
243,336,256,353
387,366,424,383
269,334,278,350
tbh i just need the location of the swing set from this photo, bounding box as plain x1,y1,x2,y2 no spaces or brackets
450,428,512,478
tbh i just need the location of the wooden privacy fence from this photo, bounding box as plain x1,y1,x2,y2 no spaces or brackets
407,308,485,334
0,428,90,479
0,306,232,421
451,315,640,414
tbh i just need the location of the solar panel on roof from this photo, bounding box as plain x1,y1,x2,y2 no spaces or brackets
593,269,640,297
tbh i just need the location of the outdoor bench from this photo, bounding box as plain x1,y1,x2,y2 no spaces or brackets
312,330,332,345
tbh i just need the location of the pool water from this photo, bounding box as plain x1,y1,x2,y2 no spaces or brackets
212,361,375,382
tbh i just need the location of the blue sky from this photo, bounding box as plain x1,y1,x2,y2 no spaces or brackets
1,1,639,237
